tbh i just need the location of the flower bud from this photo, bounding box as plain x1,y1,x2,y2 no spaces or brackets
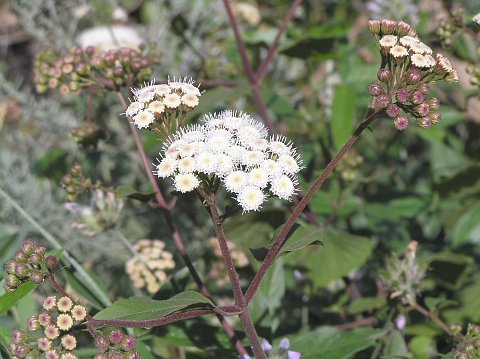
395,88,409,103
386,104,400,117
445,69,459,83
429,111,441,124
374,94,390,109
14,251,28,263
381,19,397,35
29,252,43,265
5,260,17,274
395,21,412,36
5,274,20,287
21,240,36,255
27,316,41,331
405,69,422,84
368,82,383,96
394,116,409,130
377,68,391,82
30,271,45,284
426,97,439,109
126,353,141,359
15,344,28,358
109,329,123,344
368,19,381,34
44,255,58,269
417,117,432,128
121,336,136,352
417,83,430,94
11,330,27,344
34,244,47,256
95,336,110,352
410,91,424,105
15,263,29,277
415,103,430,117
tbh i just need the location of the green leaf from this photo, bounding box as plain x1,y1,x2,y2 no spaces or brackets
409,336,435,359
0,282,36,315
250,222,323,261
427,252,473,290
383,330,410,358
290,326,381,358
0,326,10,348
93,291,213,321
115,185,155,203
331,84,355,150
429,142,471,183
285,228,375,290
135,340,155,359
367,197,427,220
444,275,480,323
348,297,386,314
452,202,480,247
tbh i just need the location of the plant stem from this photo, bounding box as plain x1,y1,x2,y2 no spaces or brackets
204,192,266,359
408,299,453,336
116,92,246,356
245,109,381,304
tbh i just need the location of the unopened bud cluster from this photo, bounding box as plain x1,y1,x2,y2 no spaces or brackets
69,122,106,150
61,163,95,202
94,329,140,359
125,77,201,139
452,324,480,359
437,9,464,47
466,64,480,89
3,239,57,293
125,239,175,294
8,295,86,359
368,19,458,130
381,241,426,303
33,44,160,94
208,237,249,287
154,110,302,212
64,189,124,237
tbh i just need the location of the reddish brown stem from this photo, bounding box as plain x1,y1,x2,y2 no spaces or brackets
116,92,247,356
245,109,381,304
408,299,453,336
256,0,302,81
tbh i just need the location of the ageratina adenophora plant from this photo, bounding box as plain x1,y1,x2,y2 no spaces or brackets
3,15,465,359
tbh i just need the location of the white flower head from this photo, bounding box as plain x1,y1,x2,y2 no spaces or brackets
181,83,201,96
181,94,199,108
225,171,248,193
137,90,155,104
126,101,143,117
271,175,296,200
174,173,200,193
133,110,155,129
278,154,301,174
206,135,231,153
164,93,181,109
399,35,419,48
196,152,217,174
410,53,430,68
248,168,269,188
390,45,408,59
222,113,247,130
268,135,292,155
155,157,177,178
148,101,165,115
262,159,282,178
178,157,196,173
179,143,197,158
216,154,234,176
237,186,265,212
230,145,248,163
242,150,265,167
379,35,397,48
153,84,171,97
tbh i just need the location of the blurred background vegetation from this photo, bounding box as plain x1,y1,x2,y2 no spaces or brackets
1,0,479,358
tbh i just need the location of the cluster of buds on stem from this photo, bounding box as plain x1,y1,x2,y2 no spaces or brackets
68,122,106,150
125,77,202,139
3,239,57,293
125,239,176,294
368,19,458,130
33,44,160,94
381,241,426,303
61,163,96,202
94,329,139,359
8,295,86,358
451,323,480,359
207,237,249,287
437,8,465,46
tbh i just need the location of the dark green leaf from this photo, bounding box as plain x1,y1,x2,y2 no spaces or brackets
367,197,427,220
115,185,155,203
290,326,382,358
427,252,473,290
0,282,36,315
94,291,213,321
348,297,386,314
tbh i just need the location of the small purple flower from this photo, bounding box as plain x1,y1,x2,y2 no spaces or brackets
410,91,424,105
386,104,400,118
64,202,82,213
395,88,409,103
405,69,422,84
415,103,430,117
395,315,407,330
377,68,391,82
394,116,409,130
417,83,430,94
375,94,390,109
261,338,273,353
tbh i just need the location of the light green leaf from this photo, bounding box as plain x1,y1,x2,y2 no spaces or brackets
383,330,410,358
331,84,356,150
94,291,213,321
348,297,386,314
0,282,36,315
452,202,480,247
367,197,427,220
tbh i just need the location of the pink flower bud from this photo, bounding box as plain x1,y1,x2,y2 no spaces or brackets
369,82,383,96
377,68,391,82
394,116,409,130
395,88,409,103
410,91,424,105
386,104,400,117
405,69,422,84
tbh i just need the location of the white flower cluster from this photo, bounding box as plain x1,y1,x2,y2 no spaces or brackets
154,110,302,212
378,34,457,79
125,77,201,130
125,239,175,294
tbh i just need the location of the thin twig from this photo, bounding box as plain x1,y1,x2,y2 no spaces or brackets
256,0,302,81
245,109,381,304
408,300,453,336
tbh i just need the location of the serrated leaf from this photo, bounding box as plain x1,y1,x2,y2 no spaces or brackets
0,282,36,315
250,222,323,261
115,185,155,203
94,291,213,321
290,326,381,358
